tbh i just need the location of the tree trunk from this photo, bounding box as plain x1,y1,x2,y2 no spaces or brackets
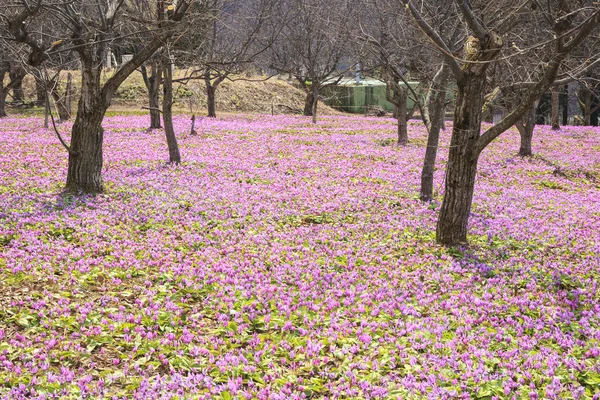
44,95,49,129
551,87,560,130
33,70,46,107
561,85,568,126
51,73,73,122
420,64,449,202
9,68,25,103
303,90,315,116
397,86,408,145
162,58,181,164
65,65,107,194
0,88,8,118
141,62,162,128
149,63,162,128
516,104,536,157
436,74,485,246
205,71,217,118
311,85,319,124
65,73,72,117
584,89,592,126
0,65,9,117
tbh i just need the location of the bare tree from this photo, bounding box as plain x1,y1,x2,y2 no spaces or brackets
270,0,354,123
357,0,456,198
402,0,600,245
2,0,194,193
169,0,280,118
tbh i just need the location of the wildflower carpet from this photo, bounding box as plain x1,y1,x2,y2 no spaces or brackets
0,115,599,399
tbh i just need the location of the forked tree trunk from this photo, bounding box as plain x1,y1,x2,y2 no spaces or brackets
66,65,107,193
144,62,162,129
516,103,536,157
162,59,181,164
436,74,486,246
551,87,560,130
420,64,449,202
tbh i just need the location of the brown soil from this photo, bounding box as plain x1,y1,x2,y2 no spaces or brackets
15,70,339,117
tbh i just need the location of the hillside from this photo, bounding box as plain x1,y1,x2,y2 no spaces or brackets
14,70,339,117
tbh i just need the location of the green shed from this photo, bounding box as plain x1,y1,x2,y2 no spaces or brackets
322,78,421,114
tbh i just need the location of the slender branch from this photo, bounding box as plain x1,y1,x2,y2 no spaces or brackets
46,93,77,156
456,0,488,40
401,0,464,82
476,56,565,154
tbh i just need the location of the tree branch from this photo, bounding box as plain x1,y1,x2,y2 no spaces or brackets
456,0,488,40
401,0,464,82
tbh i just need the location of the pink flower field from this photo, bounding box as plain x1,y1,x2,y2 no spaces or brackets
0,115,599,399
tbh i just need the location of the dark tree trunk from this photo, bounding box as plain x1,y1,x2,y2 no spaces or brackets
205,71,217,118
397,86,408,145
142,62,162,128
584,89,592,126
420,64,449,202
149,64,161,128
0,89,7,118
304,90,315,116
162,59,181,164
516,104,536,157
66,65,107,193
436,74,486,246
551,86,560,130
311,85,319,124
65,73,72,117
33,70,46,107
9,68,25,103
561,85,568,126
0,65,9,117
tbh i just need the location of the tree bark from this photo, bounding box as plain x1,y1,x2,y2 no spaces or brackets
311,85,319,124
396,86,408,145
436,74,486,246
0,91,6,118
515,104,536,157
0,66,8,117
420,64,449,202
584,89,592,126
561,85,568,126
33,70,46,107
205,71,217,118
142,62,162,128
551,86,560,130
162,58,181,164
9,68,25,103
51,73,73,122
303,90,315,116
66,64,107,193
